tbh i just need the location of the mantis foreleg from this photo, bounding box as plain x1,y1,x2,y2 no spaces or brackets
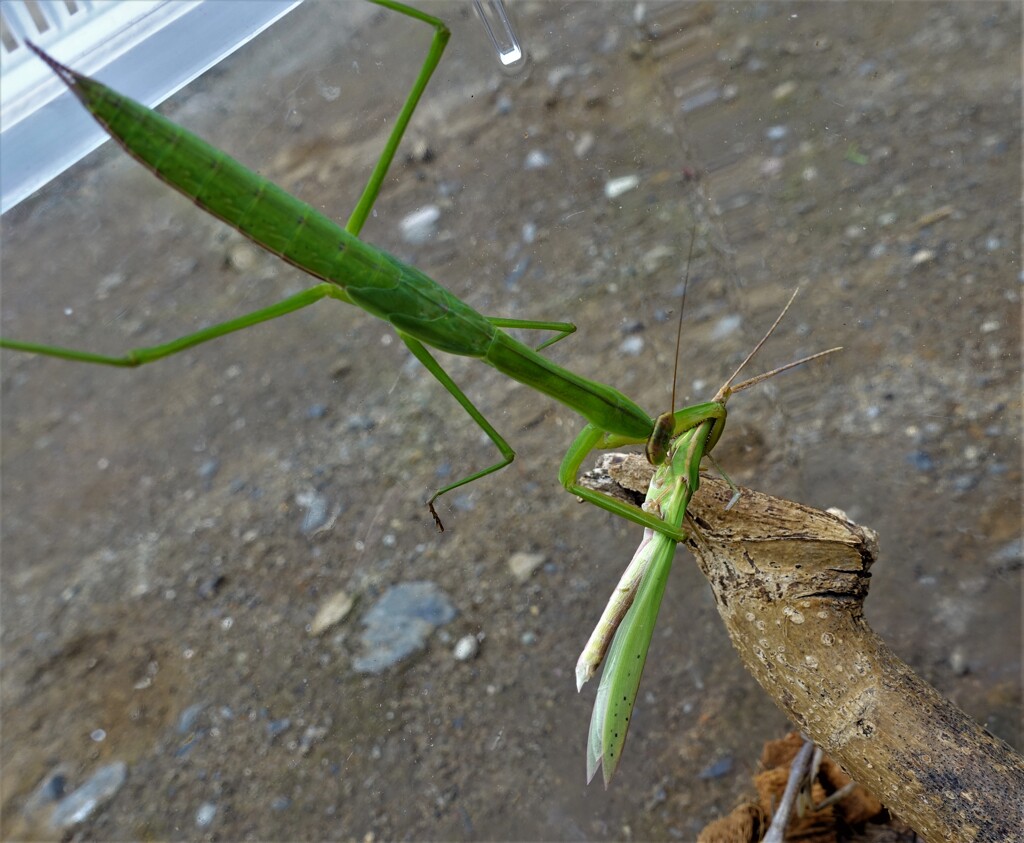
558,402,726,541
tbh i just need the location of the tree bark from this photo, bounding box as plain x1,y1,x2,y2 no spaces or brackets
679,474,1024,843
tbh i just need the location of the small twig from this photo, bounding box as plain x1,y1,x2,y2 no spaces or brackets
764,737,815,843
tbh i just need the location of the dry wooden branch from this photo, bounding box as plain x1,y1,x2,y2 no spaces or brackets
581,456,1024,842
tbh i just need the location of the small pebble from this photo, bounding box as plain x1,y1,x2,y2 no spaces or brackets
604,175,640,200
619,336,645,356
574,131,595,159
399,205,441,245
453,635,479,661
295,491,329,534
49,762,127,829
911,248,936,267
508,551,546,583
772,80,797,100
310,590,354,636
524,150,551,171
227,243,258,272
177,703,206,733
196,802,217,828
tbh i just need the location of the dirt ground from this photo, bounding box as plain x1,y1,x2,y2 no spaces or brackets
1,2,1020,840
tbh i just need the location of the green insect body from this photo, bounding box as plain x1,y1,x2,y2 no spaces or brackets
0,0,843,791
579,296,840,783
584,422,712,786
5,13,726,535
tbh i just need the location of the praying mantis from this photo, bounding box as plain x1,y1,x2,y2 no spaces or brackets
578,288,840,785
0,1,843,786
3,0,730,541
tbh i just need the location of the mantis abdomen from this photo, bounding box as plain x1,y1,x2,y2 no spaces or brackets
48,46,655,443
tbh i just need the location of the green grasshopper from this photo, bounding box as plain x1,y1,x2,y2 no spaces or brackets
1,0,742,539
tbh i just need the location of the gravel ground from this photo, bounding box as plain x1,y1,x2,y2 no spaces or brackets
2,2,1020,840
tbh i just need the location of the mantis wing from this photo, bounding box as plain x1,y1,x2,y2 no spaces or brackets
586,531,676,786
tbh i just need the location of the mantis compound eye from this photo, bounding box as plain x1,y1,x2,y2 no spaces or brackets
645,411,676,465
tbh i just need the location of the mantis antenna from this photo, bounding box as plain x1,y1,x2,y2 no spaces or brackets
645,227,698,466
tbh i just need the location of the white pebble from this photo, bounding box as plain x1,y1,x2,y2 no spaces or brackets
574,131,595,159
508,551,546,582
310,590,354,636
604,175,640,200
524,150,551,170
196,802,218,828
400,205,441,245
772,81,796,100
453,635,479,661
619,336,644,356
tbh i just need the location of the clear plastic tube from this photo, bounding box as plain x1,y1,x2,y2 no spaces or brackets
472,0,526,70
